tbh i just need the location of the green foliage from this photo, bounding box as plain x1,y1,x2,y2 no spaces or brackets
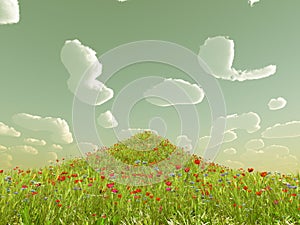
0,131,299,224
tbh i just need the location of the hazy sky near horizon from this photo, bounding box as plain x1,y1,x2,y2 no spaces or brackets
1,0,300,174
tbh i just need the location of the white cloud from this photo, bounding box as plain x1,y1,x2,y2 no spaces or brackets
198,36,276,81
52,144,63,150
118,0,127,2
223,147,237,155
12,113,73,144
46,152,58,163
268,97,287,110
0,122,21,137
0,145,7,152
245,139,264,150
223,160,244,169
248,0,260,7
0,0,19,25
97,110,118,128
219,112,261,133
261,121,300,138
197,130,238,150
78,142,98,154
176,135,193,153
9,145,39,155
24,138,46,146
144,78,205,107
0,152,13,168
61,39,114,106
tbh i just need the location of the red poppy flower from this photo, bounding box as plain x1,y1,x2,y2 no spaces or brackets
260,172,267,177
247,168,254,173
165,181,172,186
184,167,190,173
194,159,201,165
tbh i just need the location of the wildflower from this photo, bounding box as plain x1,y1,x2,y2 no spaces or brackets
165,181,172,186
184,167,190,173
107,183,114,189
256,191,262,196
194,159,201,165
260,172,267,178
247,168,254,173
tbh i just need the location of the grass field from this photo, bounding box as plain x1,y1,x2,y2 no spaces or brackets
0,131,299,224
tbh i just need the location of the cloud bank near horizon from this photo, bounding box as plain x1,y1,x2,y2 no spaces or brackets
12,113,73,144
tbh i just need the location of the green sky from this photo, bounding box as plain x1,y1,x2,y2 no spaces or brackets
0,0,300,174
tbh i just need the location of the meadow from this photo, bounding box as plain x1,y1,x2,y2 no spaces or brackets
0,131,299,225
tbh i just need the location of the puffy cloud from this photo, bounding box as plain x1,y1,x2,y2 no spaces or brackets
46,152,58,163
8,145,39,155
78,142,98,154
261,121,300,138
52,144,63,150
223,160,244,169
118,0,127,2
268,97,287,110
0,152,13,168
240,145,298,173
24,138,46,146
197,130,238,150
248,0,260,7
223,147,237,155
245,139,264,150
12,113,73,144
198,36,276,81
176,135,193,153
0,145,7,152
97,110,118,128
144,78,205,107
61,39,113,106
219,112,261,133
0,0,19,25
0,122,21,137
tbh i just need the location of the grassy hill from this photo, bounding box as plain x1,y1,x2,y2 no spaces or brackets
0,131,299,224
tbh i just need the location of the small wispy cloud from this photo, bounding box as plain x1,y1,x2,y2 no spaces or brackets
218,112,261,133
0,0,20,25
176,135,193,153
0,122,21,137
197,130,238,149
12,113,73,144
97,110,118,128
268,97,287,110
24,138,46,146
52,144,63,150
0,145,7,152
144,78,205,107
223,147,237,155
8,145,39,155
61,39,113,106
198,36,276,81
248,0,260,7
261,121,300,138
245,138,264,150
0,152,13,168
